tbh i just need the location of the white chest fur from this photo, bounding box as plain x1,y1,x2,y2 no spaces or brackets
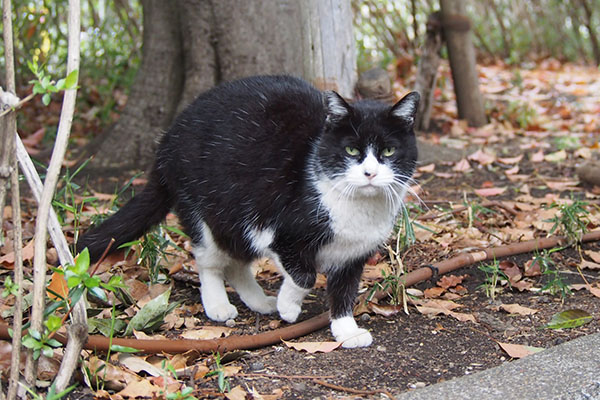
315,180,399,272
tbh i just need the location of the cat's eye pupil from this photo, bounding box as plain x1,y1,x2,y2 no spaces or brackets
383,147,396,156
345,146,359,156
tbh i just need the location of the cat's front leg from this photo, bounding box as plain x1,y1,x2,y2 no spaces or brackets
327,260,372,348
277,269,315,323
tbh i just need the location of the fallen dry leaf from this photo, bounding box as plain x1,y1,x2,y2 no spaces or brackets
497,155,524,164
367,301,405,317
468,149,496,165
584,250,600,263
499,260,522,284
116,378,163,398
500,303,538,315
497,342,544,358
47,270,69,300
474,187,507,197
531,150,545,162
523,259,542,277
544,149,567,162
179,326,233,340
417,163,435,173
580,260,600,270
453,158,471,172
0,239,34,266
283,340,341,353
424,286,446,298
437,274,468,289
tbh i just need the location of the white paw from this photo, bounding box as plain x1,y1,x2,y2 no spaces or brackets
278,300,301,323
204,303,238,322
336,328,373,348
247,295,277,314
330,316,372,348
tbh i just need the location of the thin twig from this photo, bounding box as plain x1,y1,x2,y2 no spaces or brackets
313,379,396,399
8,160,23,400
16,136,74,267
89,238,115,276
0,92,35,118
236,373,336,380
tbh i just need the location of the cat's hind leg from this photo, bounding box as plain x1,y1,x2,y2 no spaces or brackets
193,223,238,321
224,262,277,314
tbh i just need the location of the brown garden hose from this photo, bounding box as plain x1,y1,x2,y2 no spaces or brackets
1,230,599,354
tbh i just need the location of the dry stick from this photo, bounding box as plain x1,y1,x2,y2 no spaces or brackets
26,0,82,387
16,136,74,267
49,2,85,393
1,1,24,399
2,230,597,355
0,0,18,244
7,161,24,400
0,92,35,118
313,379,396,399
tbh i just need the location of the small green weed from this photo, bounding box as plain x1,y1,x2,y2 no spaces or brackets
533,249,571,300
394,204,416,252
506,100,537,129
478,259,508,301
205,353,230,393
120,226,180,284
546,199,591,245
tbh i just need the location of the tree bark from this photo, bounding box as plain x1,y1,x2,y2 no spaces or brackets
92,0,184,171
440,0,487,127
580,0,600,66
414,12,443,131
90,0,357,172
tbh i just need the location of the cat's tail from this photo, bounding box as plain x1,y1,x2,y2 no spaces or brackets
76,168,173,262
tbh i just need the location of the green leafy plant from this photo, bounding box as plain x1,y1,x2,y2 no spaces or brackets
533,249,571,299
505,100,537,129
546,199,591,245
2,275,19,298
463,198,496,229
205,353,230,393
159,360,198,400
394,204,416,253
120,225,183,284
19,382,77,400
22,314,63,360
28,60,78,105
478,259,508,301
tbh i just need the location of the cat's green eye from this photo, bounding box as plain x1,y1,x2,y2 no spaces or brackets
345,146,360,156
382,147,396,157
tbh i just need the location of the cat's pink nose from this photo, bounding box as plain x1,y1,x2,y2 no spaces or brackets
364,171,377,179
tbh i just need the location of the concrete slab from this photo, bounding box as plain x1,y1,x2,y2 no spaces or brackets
397,333,600,400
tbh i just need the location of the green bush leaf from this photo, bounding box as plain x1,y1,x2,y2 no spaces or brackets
110,344,140,353
74,248,90,275
64,69,79,89
541,309,593,329
42,93,51,106
125,288,171,336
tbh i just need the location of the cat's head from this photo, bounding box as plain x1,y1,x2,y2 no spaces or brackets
314,91,420,203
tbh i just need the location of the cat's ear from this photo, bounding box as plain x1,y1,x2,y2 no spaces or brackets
389,91,420,126
324,91,352,123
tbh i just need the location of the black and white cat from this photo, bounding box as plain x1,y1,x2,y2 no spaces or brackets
78,75,419,348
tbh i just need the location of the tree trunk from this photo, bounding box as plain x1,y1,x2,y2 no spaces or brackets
89,0,357,172
580,0,600,66
414,12,443,131
440,0,487,127
92,0,183,171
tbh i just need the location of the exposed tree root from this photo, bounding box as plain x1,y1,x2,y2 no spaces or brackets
1,230,599,355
